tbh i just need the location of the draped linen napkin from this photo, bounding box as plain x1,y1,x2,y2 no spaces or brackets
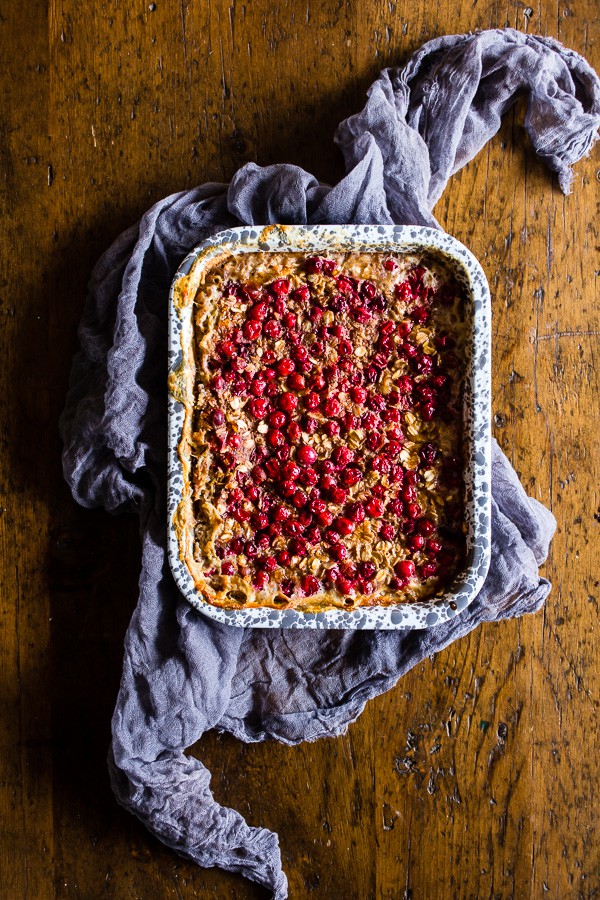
60,28,599,899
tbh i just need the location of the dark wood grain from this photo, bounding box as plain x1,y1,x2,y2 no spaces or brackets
1,1,598,897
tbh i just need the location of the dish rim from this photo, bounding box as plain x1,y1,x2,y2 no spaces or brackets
167,224,491,630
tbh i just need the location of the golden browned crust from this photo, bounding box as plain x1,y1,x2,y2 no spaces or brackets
174,248,467,612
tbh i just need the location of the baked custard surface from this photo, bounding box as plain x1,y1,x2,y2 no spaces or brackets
180,250,467,612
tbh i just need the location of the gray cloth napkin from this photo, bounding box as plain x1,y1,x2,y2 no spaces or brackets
60,28,598,899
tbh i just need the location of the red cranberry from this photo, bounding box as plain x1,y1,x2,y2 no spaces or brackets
420,443,438,466
421,402,436,421
384,440,403,458
268,410,287,428
352,306,372,323
305,526,321,544
261,555,277,573
421,562,438,578
273,297,287,316
301,575,320,596
387,499,404,517
396,321,413,338
330,487,347,505
283,312,297,330
299,466,318,486
264,381,278,397
221,561,235,576
311,372,326,392
371,455,391,474
250,465,267,486
408,534,425,551
405,502,421,520
279,480,297,499
270,278,290,296
297,444,317,466
291,489,307,509
277,549,291,566
287,373,306,392
417,518,435,536
383,258,397,271
277,359,295,377
316,508,334,527
336,576,355,595
331,446,355,467
410,306,430,324
254,571,269,589
336,275,354,294
292,284,311,302
330,544,348,562
394,560,415,579
350,386,367,404
229,537,244,554
361,412,378,431
287,421,302,442
267,428,285,448
323,397,341,418
249,398,268,419
365,497,385,517
272,504,291,523
368,392,386,413
279,392,298,414
346,502,366,523
218,340,236,358
395,376,413,395
243,320,262,340
340,413,357,434
340,467,363,487
387,423,404,442
263,319,282,340
366,432,383,451
384,408,402,424
289,537,307,558
303,415,318,435
281,461,301,481
399,341,418,359
248,301,268,321
210,375,226,392
264,458,280,479
305,391,320,411
380,523,395,541
211,409,225,426
335,517,354,537
252,512,269,530
426,539,442,556
304,256,323,274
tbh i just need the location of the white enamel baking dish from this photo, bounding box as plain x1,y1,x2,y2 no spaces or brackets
168,225,491,629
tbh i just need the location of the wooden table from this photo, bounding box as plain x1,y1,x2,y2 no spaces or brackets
2,2,598,897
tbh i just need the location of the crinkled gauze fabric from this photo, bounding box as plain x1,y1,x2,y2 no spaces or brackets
60,28,598,900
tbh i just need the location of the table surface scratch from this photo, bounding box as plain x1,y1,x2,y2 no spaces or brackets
0,1,598,898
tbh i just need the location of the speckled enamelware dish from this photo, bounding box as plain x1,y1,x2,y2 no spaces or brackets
168,225,491,629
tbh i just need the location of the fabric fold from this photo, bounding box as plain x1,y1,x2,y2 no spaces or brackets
60,28,598,899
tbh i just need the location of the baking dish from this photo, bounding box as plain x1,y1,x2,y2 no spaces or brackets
168,225,491,629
